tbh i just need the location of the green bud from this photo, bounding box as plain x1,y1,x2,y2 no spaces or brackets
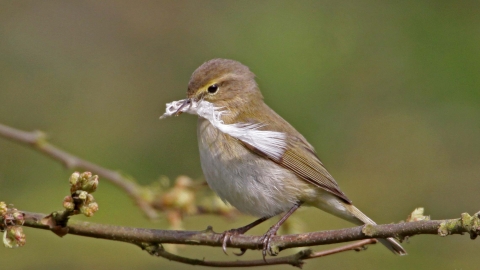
77,191,88,201
69,172,81,187
80,202,99,217
3,226,26,248
63,196,75,211
85,194,95,204
79,172,93,185
81,174,99,193
12,211,24,226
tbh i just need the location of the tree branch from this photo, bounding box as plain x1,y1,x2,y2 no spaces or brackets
17,210,480,267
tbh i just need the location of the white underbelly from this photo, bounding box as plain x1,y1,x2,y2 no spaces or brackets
197,118,301,217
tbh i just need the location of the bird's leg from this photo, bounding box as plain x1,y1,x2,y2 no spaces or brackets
221,216,270,255
260,202,302,260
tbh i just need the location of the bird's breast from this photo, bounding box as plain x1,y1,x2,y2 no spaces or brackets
196,118,309,217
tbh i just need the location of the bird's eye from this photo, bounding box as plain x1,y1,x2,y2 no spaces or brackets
207,84,219,94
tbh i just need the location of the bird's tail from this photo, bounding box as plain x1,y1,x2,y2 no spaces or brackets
344,204,407,256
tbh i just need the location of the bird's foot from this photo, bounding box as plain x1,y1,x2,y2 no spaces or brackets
220,227,249,256
219,217,270,256
259,227,280,261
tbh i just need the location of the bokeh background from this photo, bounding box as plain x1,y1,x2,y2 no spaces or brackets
1,1,479,269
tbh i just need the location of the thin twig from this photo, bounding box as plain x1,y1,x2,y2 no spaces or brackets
0,123,158,219
143,243,314,268
141,239,377,268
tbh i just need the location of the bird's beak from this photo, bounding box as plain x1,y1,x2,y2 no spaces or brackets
174,98,192,116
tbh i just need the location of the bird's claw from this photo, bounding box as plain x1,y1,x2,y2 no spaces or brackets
221,231,231,255
220,229,248,256
233,248,247,256
259,231,276,261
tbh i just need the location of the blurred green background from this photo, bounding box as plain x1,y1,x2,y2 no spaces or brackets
1,1,479,269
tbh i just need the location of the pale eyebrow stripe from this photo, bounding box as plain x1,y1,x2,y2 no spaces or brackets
204,73,244,87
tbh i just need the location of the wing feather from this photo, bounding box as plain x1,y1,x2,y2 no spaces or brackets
237,104,352,203
279,140,351,203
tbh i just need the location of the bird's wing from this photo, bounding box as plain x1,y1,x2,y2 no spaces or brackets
241,133,351,203
235,104,351,203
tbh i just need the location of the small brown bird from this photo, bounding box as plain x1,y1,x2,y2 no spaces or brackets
162,58,406,257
